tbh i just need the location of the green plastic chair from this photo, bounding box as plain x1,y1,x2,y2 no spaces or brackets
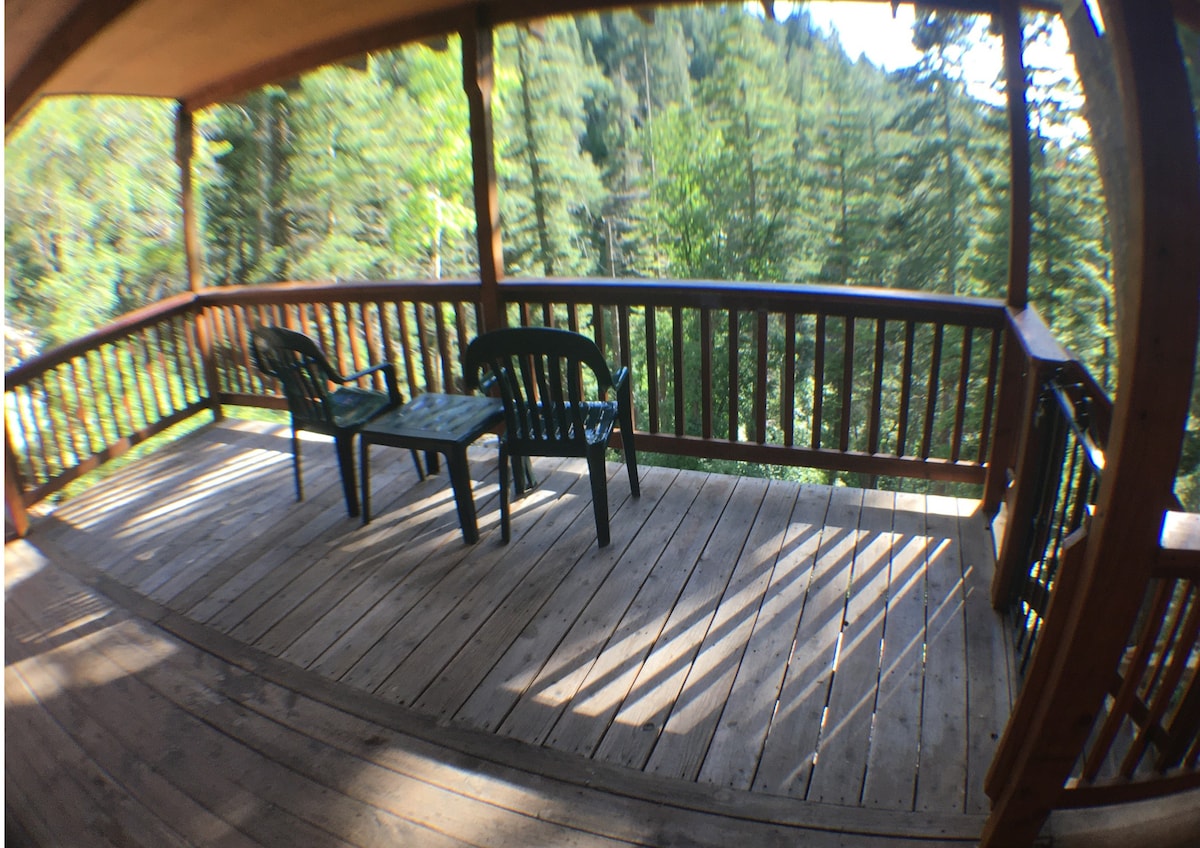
463,326,639,547
250,326,415,517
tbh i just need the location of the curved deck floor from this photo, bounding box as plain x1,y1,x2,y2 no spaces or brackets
6,419,1009,846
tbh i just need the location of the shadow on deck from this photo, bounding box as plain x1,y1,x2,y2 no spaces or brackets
5,418,1016,847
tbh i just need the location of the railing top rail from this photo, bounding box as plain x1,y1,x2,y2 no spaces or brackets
195,278,485,306
5,292,198,385
502,278,1008,326
1007,306,1073,364
6,277,1014,390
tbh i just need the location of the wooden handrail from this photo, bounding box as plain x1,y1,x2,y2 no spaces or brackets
4,292,197,385
500,278,1007,325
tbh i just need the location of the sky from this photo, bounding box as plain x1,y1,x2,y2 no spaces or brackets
802,1,924,71
793,1,1079,108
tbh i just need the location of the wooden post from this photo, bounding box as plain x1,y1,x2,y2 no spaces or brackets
984,2,1031,520
980,1,1200,844
4,429,30,539
990,356,1052,608
1000,0,1031,310
175,103,223,421
463,14,504,333
982,321,1025,517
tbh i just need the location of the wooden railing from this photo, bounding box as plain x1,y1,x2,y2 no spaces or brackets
3,292,209,535
198,281,486,407
1060,527,1200,805
999,370,1108,675
5,278,1010,536
984,314,1200,809
502,279,1006,484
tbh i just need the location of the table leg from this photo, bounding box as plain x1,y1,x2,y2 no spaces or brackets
360,439,372,525
446,446,479,544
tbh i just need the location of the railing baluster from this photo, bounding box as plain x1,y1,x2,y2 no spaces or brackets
140,327,167,421
127,335,153,431
868,318,885,456
1118,584,1200,779
396,302,419,398
840,316,854,453
728,309,739,442
812,313,826,451
978,328,1002,465
593,303,605,361
755,310,768,445
17,382,48,485
952,326,973,463
80,351,109,449
674,305,685,438
646,305,659,434
701,308,713,441
152,324,178,416
618,305,631,388
784,311,796,448
235,305,254,392
436,302,453,393
63,361,90,461
921,323,944,459
43,370,69,475
1080,579,1174,780
184,314,204,405
898,321,915,457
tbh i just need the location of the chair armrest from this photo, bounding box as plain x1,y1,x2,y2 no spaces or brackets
479,372,500,396
612,366,630,395
339,361,391,382
339,362,402,406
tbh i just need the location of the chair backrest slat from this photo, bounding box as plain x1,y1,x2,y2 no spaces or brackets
464,327,617,452
251,326,338,430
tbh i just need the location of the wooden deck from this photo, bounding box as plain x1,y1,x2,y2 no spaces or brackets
6,419,1014,846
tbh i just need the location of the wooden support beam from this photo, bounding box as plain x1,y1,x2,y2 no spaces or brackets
176,103,223,422
999,0,1032,309
463,14,504,333
980,0,1200,844
175,105,202,294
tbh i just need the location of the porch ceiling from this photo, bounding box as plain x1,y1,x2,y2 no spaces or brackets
6,0,1076,128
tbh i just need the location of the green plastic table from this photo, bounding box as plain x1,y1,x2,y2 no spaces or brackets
359,392,503,543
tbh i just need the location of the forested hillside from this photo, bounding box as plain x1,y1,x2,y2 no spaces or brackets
5,6,1113,366
8,4,1199,494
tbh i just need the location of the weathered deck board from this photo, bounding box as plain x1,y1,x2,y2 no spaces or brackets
861,490,929,810
753,484,865,797
9,418,1013,846
808,487,895,806
917,494,971,813
696,483,832,790
645,478,799,782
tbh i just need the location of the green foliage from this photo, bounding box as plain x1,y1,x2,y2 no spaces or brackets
5,5,1133,498
5,97,185,354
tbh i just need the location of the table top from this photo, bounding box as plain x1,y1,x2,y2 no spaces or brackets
361,392,503,445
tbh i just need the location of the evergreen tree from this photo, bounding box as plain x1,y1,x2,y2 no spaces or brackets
5,97,184,352
494,21,606,277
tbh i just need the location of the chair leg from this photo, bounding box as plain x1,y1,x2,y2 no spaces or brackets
291,429,304,501
360,439,372,525
587,446,610,547
333,433,360,518
512,455,536,497
619,404,640,498
411,450,426,480
499,444,511,544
